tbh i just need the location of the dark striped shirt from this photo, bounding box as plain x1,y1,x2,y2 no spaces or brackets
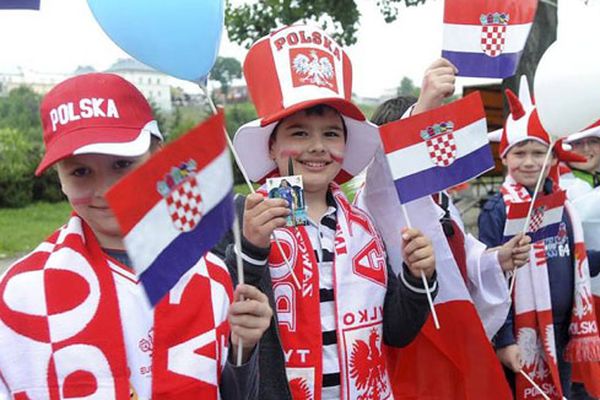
305,198,339,399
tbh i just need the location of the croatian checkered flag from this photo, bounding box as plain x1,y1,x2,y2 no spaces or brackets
442,0,537,78
379,92,494,203
503,190,566,243
106,112,234,305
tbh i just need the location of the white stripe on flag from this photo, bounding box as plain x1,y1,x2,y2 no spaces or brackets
503,206,563,237
387,118,488,180
124,149,233,274
442,23,532,54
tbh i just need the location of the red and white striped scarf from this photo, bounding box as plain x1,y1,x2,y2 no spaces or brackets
0,215,232,399
501,176,600,399
263,183,392,400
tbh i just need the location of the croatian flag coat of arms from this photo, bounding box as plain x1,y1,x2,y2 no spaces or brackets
442,0,538,78
379,92,494,203
106,112,234,305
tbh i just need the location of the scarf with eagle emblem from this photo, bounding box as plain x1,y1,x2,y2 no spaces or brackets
501,176,600,399
261,183,392,400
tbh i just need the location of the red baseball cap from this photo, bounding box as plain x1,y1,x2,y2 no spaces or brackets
233,25,379,183
36,73,163,175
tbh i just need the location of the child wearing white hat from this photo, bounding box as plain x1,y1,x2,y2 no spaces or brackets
215,25,438,400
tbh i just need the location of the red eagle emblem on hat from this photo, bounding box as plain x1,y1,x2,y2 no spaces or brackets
290,48,338,93
349,329,388,400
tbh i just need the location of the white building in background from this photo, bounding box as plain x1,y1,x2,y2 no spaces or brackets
0,66,68,96
105,58,172,113
0,58,173,113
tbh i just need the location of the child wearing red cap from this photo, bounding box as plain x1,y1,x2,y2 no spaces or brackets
214,25,437,400
478,77,600,399
0,73,269,399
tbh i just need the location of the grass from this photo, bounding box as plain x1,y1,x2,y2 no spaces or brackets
0,201,72,258
0,184,257,259
0,181,361,259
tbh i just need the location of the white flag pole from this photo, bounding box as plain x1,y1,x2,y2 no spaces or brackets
200,83,301,290
232,215,245,366
508,139,555,295
400,202,440,330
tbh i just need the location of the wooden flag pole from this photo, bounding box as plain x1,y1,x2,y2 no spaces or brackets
200,84,301,290
399,202,440,330
508,139,555,295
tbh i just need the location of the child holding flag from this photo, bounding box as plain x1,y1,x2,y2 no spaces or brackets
215,25,437,400
0,73,270,399
359,58,530,400
478,78,600,399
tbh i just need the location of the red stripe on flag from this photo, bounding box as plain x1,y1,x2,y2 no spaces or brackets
106,112,227,235
379,92,485,154
507,190,566,220
444,0,538,25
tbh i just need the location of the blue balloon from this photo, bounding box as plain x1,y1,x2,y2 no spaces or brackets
87,0,223,83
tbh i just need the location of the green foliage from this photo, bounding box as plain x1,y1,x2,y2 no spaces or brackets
224,102,258,185
211,57,242,97
397,76,421,98
225,0,428,47
0,128,39,207
0,86,42,142
0,201,72,257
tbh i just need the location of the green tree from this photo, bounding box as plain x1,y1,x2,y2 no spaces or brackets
210,57,242,100
397,77,420,98
0,86,42,142
225,0,426,48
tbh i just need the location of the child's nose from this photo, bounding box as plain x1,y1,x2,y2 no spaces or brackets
308,136,326,152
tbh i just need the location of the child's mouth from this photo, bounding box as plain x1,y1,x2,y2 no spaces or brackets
298,160,331,169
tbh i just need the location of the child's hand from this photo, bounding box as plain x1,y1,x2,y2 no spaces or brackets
243,193,290,248
413,58,458,115
496,233,532,272
228,284,273,363
401,228,435,279
496,344,522,373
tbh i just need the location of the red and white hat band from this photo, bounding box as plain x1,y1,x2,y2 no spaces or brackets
268,26,348,107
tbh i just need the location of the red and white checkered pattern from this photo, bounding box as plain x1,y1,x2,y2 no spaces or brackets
528,206,546,233
427,132,457,167
166,176,204,232
481,25,507,57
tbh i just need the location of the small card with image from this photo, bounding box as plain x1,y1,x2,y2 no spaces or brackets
266,175,308,227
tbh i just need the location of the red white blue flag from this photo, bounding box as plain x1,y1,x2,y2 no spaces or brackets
380,92,493,203
0,0,40,9
106,112,234,305
442,0,538,78
503,190,566,243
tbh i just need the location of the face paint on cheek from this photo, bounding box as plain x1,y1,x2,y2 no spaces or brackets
329,149,345,164
279,149,301,159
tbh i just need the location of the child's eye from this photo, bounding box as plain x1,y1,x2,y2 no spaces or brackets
324,130,342,137
291,130,308,137
114,159,135,170
71,167,91,177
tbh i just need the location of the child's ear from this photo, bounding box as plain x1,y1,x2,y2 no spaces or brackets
501,156,508,167
551,155,558,167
